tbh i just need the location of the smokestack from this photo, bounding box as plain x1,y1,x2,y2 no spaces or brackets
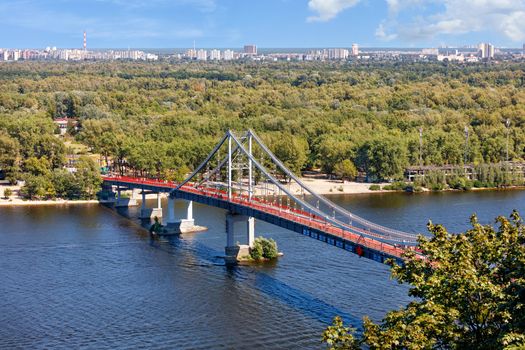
83,31,87,51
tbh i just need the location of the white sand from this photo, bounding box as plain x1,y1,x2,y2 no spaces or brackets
252,178,389,196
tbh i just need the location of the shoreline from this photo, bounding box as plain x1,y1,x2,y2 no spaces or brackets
0,199,103,206
1,180,524,207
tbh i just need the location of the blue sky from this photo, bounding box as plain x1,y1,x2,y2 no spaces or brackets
1,0,525,48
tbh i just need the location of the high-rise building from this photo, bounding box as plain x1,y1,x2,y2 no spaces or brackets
244,44,257,55
197,49,207,61
351,43,359,56
210,49,221,60
328,48,349,60
186,48,197,59
223,49,234,60
478,42,494,59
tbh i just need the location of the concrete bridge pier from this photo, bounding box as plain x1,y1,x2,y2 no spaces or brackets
114,186,138,207
225,213,255,261
164,199,205,234
140,191,163,219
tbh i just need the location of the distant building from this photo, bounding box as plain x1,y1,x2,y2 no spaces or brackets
351,43,359,56
210,49,221,60
478,42,495,59
437,50,465,62
223,49,234,60
197,49,207,61
421,48,438,56
186,48,197,59
54,118,78,136
328,48,349,60
244,44,257,55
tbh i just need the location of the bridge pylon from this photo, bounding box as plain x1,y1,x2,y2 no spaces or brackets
163,197,206,234
171,129,419,261
103,129,420,263
225,213,255,261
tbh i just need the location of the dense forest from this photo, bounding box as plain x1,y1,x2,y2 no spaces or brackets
1,60,525,196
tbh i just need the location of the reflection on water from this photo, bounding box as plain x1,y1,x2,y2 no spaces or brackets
1,190,524,349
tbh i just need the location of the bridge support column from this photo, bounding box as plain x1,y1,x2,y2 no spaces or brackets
141,191,147,211
115,186,138,207
166,196,176,225
178,200,195,231
140,191,162,219
225,213,255,261
164,200,205,235
247,216,255,247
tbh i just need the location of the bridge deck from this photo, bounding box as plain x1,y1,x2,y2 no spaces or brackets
103,176,414,263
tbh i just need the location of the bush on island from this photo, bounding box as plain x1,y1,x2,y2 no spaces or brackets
250,237,278,260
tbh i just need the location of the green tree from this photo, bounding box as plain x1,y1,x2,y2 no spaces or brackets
51,169,80,199
268,133,309,178
356,137,408,181
74,156,102,199
316,137,355,175
20,175,55,200
3,188,13,198
324,211,525,349
250,237,279,260
23,157,52,176
322,316,360,350
334,159,357,182
0,132,20,182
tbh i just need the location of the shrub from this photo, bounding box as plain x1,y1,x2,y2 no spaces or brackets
250,240,263,260
405,185,423,193
3,188,12,198
447,176,474,191
250,237,279,260
431,183,445,191
383,181,409,191
473,180,484,188
369,184,381,191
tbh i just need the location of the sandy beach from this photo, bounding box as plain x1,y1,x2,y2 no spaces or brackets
288,178,389,195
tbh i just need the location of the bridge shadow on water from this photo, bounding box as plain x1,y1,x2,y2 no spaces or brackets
159,234,360,329
110,204,361,329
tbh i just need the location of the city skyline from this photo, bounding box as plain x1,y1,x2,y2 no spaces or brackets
1,1,525,48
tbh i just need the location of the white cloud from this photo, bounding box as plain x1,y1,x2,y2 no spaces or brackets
375,23,397,40
377,0,525,43
307,0,361,22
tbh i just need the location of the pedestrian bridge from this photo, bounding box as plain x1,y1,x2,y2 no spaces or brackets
102,130,421,264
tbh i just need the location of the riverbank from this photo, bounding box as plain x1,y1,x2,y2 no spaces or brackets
0,198,102,206
2,178,524,207
290,178,390,195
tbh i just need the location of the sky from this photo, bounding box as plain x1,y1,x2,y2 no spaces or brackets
1,0,525,48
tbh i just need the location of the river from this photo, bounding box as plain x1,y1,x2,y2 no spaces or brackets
1,190,524,349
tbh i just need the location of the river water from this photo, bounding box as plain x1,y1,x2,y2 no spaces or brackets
1,190,524,349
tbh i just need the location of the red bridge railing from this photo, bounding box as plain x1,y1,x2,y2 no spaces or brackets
102,175,413,260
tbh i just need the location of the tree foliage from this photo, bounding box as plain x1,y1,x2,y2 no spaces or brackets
334,159,357,182
323,211,525,349
322,316,360,350
2,60,525,183
250,237,279,260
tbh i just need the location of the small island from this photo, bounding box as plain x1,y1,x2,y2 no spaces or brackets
237,237,282,264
